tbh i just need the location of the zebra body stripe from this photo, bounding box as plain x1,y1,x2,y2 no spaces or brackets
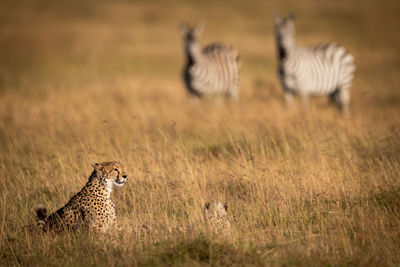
181,22,240,100
281,44,355,96
275,15,355,112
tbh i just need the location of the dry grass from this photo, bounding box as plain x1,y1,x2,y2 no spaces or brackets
0,0,399,265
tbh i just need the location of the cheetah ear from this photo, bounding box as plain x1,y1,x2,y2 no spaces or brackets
92,162,100,169
274,14,282,25
179,22,189,35
288,12,296,21
194,20,206,36
224,203,229,211
205,202,211,210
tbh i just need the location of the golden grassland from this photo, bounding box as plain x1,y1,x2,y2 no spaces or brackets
0,0,399,265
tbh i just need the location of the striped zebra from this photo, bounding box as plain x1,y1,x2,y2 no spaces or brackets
180,21,240,101
274,14,356,114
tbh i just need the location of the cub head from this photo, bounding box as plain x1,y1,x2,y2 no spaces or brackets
92,161,127,188
204,201,228,219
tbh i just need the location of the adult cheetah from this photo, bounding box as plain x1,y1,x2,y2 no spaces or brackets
36,161,127,233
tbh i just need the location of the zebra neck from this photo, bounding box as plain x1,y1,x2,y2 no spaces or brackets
185,52,195,66
277,34,295,62
187,43,202,63
278,45,287,61
277,42,295,62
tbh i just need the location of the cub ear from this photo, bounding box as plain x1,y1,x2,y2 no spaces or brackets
204,202,211,210
224,203,229,211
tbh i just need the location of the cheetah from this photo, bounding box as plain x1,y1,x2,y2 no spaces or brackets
36,161,127,233
203,201,231,235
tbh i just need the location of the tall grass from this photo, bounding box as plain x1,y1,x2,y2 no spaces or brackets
0,0,399,265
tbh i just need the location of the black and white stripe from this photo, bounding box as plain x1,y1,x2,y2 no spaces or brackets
274,14,356,113
180,22,240,101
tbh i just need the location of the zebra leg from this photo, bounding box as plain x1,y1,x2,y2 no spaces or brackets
228,86,239,102
300,93,309,109
284,91,294,107
329,88,339,105
338,87,350,115
189,95,200,106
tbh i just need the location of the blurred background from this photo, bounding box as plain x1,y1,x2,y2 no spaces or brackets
0,0,398,109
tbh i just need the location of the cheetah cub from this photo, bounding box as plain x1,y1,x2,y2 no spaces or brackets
36,161,127,233
203,201,231,235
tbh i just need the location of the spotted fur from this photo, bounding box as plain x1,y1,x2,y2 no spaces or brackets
203,201,231,235
36,161,127,233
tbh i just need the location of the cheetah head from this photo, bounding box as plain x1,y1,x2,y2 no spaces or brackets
92,161,127,189
204,201,228,219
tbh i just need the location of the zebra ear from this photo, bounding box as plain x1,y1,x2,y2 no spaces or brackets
179,22,189,35
274,14,282,25
194,20,206,36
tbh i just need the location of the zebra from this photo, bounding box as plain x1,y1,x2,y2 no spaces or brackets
274,14,356,114
179,21,240,101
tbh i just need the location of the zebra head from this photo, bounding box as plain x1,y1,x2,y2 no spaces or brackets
179,21,206,53
274,13,296,53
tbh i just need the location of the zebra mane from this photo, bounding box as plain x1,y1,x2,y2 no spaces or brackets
203,43,233,54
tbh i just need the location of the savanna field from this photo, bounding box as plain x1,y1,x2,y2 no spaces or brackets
0,0,399,265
